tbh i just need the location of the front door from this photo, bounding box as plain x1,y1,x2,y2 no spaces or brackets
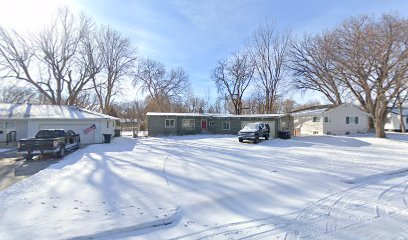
201,119,207,132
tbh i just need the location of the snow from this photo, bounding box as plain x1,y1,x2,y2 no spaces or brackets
0,148,13,153
1,133,408,239
0,103,117,119
0,137,178,239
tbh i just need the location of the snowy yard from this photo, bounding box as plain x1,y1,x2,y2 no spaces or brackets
1,133,408,239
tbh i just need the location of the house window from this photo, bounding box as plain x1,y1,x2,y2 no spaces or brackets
327,131,332,135
346,117,358,124
406,117,408,124
312,117,320,122
386,118,391,123
222,122,230,130
313,131,319,135
208,121,214,126
182,119,195,129
107,121,109,128
324,117,331,122
165,119,175,128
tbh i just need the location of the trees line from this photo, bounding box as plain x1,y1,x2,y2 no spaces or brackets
1,8,407,138
213,14,408,138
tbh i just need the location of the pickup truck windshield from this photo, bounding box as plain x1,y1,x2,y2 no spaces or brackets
35,130,65,138
243,123,259,130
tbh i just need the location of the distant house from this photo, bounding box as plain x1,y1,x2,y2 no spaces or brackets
0,103,118,144
385,108,408,132
146,112,293,138
292,104,370,136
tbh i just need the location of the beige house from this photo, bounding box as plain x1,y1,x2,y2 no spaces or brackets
292,104,370,136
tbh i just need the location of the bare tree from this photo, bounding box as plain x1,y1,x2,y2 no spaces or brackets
119,100,146,137
290,14,408,138
91,26,137,114
332,15,408,138
135,58,190,112
290,34,346,105
0,84,42,103
212,51,255,115
0,8,94,105
248,20,291,113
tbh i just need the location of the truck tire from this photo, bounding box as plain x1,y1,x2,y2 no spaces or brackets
265,135,269,140
254,136,259,143
57,146,65,158
25,152,32,160
239,138,243,143
76,141,81,150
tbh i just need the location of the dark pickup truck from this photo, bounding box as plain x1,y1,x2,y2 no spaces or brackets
238,122,270,143
18,129,81,160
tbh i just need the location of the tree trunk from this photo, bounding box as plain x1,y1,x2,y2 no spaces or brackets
398,100,406,133
374,118,386,138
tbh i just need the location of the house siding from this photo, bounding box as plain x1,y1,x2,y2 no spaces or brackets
293,104,369,136
293,116,324,135
15,120,28,141
147,115,286,137
26,119,112,144
385,112,407,131
322,105,369,135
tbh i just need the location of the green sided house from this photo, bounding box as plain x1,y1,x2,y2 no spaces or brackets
146,112,293,138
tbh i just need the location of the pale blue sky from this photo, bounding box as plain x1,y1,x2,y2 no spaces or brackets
71,0,408,102
2,0,408,102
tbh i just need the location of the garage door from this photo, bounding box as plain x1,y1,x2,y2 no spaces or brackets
241,121,276,138
39,124,96,144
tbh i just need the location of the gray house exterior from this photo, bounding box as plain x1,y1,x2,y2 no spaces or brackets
146,112,293,138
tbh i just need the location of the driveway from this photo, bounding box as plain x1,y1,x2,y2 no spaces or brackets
135,134,408,240
0,148,79,191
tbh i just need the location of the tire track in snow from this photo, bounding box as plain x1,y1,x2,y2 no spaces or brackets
285,172,408,239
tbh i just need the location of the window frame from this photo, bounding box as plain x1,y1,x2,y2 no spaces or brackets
312,117,321,123
324,116,331,123
208,121,215,126
165,119,176,128
222,121,230,130
182,119,195,129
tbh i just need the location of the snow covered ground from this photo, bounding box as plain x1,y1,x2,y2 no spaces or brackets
0,148,13,153
1,133,408,239
0,137,178,240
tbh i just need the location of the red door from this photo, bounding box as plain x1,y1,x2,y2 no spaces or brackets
201,119,207,131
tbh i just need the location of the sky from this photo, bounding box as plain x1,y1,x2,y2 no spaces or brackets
1,0,408,103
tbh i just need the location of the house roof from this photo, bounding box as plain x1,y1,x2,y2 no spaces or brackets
0,103,118,120
146,112,285,118
390,108,408,116
291,103,369,116
291,104,334,116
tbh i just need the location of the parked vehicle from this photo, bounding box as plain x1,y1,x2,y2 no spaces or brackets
17,129,81,160
238,122,270,143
